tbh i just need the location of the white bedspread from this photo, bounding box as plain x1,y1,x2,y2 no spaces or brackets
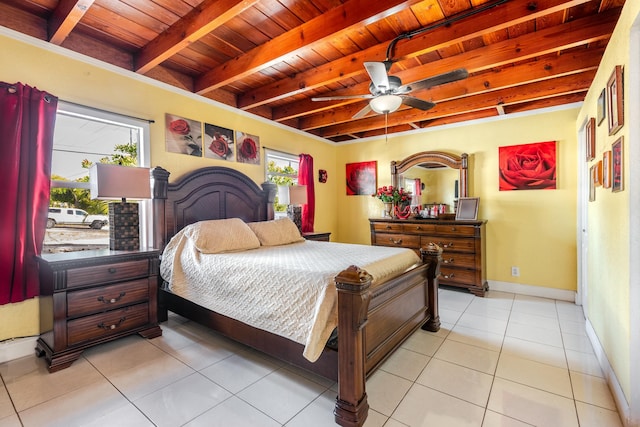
160,233,421,362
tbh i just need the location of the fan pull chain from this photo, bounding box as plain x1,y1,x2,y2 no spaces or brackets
385,112,389,143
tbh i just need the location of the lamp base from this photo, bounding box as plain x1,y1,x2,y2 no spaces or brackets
109,202,140,250
287,205,303,232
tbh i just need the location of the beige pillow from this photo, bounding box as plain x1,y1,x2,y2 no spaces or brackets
248,218,305,246
184,218,260,254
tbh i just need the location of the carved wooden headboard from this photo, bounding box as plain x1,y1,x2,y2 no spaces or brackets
151,166,276,249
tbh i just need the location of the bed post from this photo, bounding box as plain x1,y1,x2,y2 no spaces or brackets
421,243,442,332
150,166,170,250
333,266,372,427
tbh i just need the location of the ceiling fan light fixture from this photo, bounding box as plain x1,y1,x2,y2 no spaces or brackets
370,94,402,114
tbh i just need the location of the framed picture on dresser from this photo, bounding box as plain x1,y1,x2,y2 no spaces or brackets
456,197,479,220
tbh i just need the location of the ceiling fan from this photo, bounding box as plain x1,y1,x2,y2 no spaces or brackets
312,61,469,118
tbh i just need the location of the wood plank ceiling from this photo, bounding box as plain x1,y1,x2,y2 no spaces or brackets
0,0,625,143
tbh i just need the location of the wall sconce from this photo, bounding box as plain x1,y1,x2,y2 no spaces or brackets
277,184,307,232
90,164,151,251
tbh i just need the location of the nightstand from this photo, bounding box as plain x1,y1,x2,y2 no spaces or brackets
303,231,331,241
35,248,162,372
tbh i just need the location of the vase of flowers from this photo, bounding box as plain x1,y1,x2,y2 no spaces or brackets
373,185,412,218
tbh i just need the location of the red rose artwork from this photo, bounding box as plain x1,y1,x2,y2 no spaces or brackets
499,141,557,191
236,131,260,164
165,113,203,157
204,123,234,161
346,161,377,195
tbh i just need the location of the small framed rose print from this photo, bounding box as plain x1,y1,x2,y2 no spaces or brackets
586,117,595,162
607,65,624,136
603,150,612,189
612,137,623,192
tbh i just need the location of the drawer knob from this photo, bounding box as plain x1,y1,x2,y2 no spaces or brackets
416,226,422,230
97,317,126,330
97,292,126,304
385,225,391,229
451,227,457,231
442,273,455,279
440,242,454,248
108,267,117,274
390,237,403,245
443,258,454,264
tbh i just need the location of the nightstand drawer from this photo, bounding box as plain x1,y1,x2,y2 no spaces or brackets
67,303,149,346
374,233,420,248
66,259,149,288
67,279,150,318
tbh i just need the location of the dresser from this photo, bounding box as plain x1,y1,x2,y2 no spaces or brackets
36,249,162,372
370,218,487,296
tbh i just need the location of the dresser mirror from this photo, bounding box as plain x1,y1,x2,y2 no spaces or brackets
391,151,468,215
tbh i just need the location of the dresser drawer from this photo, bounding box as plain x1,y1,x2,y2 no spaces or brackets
402,223,435,234
421,236,475,253
439,267,478,286
67,303,149,346
372,222,403,233
434,224,476,236
374,233,420,249
66,259,150,288
67,279,150,318
440,252,477,269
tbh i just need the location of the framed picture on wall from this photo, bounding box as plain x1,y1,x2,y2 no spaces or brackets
589,164,596,202
597,88,606,126
607,65,624,136
586,117,595,161
603,150,612,189
612,136,624,192
345,161,377,195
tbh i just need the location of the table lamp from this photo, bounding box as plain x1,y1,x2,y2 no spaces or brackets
90,164,151,250
278,184,307,232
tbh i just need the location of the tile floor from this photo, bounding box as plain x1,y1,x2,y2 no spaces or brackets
0,288,624,427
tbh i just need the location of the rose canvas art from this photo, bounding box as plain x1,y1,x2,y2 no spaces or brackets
165,113,203,157
204,123,234,161
499,141,557,191
346,161,377,195
236,131,260,164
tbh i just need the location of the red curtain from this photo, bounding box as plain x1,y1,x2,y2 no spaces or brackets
298,154,315,233
0,82,58,305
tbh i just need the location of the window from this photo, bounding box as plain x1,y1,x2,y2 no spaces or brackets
44,102,150,252
265,149,299,214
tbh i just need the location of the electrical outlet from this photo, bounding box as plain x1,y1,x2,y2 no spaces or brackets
511,266,520,277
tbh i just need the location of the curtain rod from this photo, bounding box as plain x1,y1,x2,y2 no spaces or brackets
59,99,155,124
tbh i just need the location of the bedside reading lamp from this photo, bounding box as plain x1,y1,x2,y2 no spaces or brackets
90,164,151,251
278,184,307,232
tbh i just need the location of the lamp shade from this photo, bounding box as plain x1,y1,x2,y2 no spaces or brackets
370,94,403,114
289,185,307,205
89,164,151,201
277,185,290,204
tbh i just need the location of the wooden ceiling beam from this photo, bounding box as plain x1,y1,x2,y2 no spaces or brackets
194,0,424,94
135,0,259,74
237,0,590,110
298,45,604,130
278,8,618,123
316,70,595,137
48,0,95,45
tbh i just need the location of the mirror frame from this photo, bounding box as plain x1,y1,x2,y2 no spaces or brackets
391,151,469,198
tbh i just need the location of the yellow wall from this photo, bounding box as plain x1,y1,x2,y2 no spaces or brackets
336,108,579,291
576,0,639,404
0,31,337,341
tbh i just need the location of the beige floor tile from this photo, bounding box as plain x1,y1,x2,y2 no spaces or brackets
482,410,533,426
6,357,103,412
417,358,493,407
381,419,409,427
456,311,508,335
400,329,444,356
285,389,337,427
501,336,567,369
496,353,572,398
488,377,578,426
464,301,512,321
200,350,281,393
570,371,617,410
134,372,231,427
434,339,500,375
448,324,504,352
439,289,475,312
82,403,155,427
236,368,327,424
0,413,21,427
392,383,485,426
439,307,464,324
566,349,603,377
18,378,130,427
379,347,430,381
82,335,168,377
508,311,560,332
162,334,240,371
506,322,563,348
559,319,587,336
562,332,595,354
575,401,623,427
362,409,391,427
366,370,412,416
0,385,13,420
185,396,281,427
0,355,42,383
511,295,558,319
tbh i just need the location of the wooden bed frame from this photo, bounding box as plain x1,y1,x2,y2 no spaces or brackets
150,166,441,427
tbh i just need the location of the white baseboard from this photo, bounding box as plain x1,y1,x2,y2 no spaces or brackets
488,280,576,302
0,336,38,364
585,319,630,426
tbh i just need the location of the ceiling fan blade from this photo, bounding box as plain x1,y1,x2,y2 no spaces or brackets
364,62,390,92
312,94,374,101
353,103,373,119
401,96,436,111
398,68,469,93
